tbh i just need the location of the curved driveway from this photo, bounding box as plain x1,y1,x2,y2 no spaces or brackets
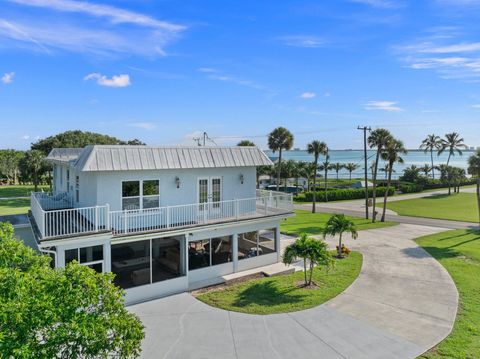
129,224,458,359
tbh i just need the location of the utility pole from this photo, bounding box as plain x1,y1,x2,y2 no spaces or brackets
358,126,371,219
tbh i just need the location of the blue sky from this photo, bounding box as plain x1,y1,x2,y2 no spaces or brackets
1,0,480,150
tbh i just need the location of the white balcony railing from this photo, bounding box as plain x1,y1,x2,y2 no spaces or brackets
30,192,293,240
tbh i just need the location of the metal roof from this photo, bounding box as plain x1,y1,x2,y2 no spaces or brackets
48,145,273,171
46,148,84,164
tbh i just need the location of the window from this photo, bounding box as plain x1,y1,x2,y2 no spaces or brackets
212,178,221,208
75,176,80,203
122,180,160,210
198,179,208,204
152,237,184,283
238,229,276,260
66,169,70,193
64,245,104,273
188,236,232,271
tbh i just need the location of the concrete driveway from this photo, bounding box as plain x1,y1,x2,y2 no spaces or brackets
129,224,458,359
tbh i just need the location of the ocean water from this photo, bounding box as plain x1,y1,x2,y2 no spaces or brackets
264,149,475,180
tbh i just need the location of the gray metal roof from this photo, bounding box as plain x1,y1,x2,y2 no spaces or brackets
48,145,273,171
46,148,84,164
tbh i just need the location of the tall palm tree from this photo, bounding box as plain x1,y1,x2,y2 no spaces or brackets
379,163,390,180
237,140,256,146
332,163,345,180
23,150,45,191
322,214,358,258
282,160,297,190
268,127,294,191
307,140,327,213
439,132,468,166
380,139,407,222
467,149,480,224
368,128,393,222
319,153,333,202
420,134,441,179
344,163,360,180
437,164,454,195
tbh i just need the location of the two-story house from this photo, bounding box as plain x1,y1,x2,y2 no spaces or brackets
28,145,294,304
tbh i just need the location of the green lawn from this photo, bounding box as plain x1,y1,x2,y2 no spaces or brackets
416,230,480,358
386,193,479,223
281,210,398,236
0,198,30,216
196,251,362,314
0,185,49,198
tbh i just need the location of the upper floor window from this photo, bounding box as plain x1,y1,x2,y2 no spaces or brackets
122,180,159,210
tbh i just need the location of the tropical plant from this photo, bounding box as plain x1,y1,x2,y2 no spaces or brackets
379,163,390,179
437,164,454,195
368,128,393,222
268,127,294,191
319,154,333,202
322,214,358,258
0,149,24,184
22,150,46,191
307,140,328,213
281,160,298,190
420,164,432,177
420,134,441,179
467,149,480,224
380,139,407,222
283,233,333,286
0,222,144,357
256,165,272,188
332,162,345,180
400,165,421,183
439,132,468,166
237,140,256,146
344,163,360,180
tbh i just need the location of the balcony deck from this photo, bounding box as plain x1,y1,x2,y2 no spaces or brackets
30,191,293,241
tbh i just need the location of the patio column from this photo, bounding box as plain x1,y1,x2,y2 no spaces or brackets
275,226,281,262
232,233,238,272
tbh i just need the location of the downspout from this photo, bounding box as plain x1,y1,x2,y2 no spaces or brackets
39,247,57,268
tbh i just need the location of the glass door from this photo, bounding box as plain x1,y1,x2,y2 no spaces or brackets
198,177,222,220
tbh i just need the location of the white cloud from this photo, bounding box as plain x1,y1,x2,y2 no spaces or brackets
20,134,30,139
364,100,404,112
1,72,15,84
300,92,316,99
350,0,400,8
471,104,480,108
280,36,325,48
128,122,156,130
197,67,217,73
84,73,131,87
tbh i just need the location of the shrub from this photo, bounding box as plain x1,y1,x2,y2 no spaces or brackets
299,187,395,202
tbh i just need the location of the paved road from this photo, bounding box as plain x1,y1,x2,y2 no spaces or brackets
129,224,458,359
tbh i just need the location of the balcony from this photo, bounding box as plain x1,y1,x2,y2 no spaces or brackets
30,191,293,240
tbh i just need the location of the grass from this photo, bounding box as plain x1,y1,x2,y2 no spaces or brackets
0,185,49,198
281,210,398,236
0,198,30,216
196,251,362,314
386,193,479,223
416,230,480,358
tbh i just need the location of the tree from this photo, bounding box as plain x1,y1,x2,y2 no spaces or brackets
281,160,297,190
319,155,333,202
332,163,345,180
344,163,360,180
237,140,256,146
0,149,24,184
439,132,468,166
307,140,327,213
268,127,294,191
256,165,272,188
467,149,480,224
283,233,333,286
0,222,144,358
380,139,407,222
31,130,145,156
400,165,421,183
379,163,390,180
420,164,432,177
420,134,441,179
322,214,358,258
22,150,46,191
368,128,393,222
437,164,454,195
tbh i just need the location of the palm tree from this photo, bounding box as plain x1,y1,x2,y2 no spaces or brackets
344,163,360,180
281,160,297,191
368,128,393,222
420,134,441,179
322,214,358,258
439,132,468,166
319,153,333,202
437,164,454,195
332,163,345,180
237,140,256,146
23,150,45,191
256,165,272,188
380,139,407,222
268,127,294,191
379,163,390,180
467,149,480,224
307,140,327,213
420,164,432,177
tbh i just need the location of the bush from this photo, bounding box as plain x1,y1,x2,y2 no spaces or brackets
399,182,424,193
298,187,395,202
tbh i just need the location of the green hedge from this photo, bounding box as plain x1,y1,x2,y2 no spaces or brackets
296,187,395,202
399,179,477,193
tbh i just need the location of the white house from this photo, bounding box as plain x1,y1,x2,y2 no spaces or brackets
28,145,293,304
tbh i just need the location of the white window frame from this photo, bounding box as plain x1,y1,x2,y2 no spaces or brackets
64,245,104,272
197,177,223,205
121,179,160,211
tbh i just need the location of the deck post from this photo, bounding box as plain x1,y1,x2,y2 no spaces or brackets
124,210,128,234
232,233,238,272
166,206,170,228
105,204,110,230
95,206,99,232
235,199,239,220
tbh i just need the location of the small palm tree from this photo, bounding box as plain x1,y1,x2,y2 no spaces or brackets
23,150,46,191
379,163,390,180
437,164,454,195
323,214,358,258
237,140,256,146
439,132,468,166
307,140,328,213
319,154,333,202
332,163,345,180
368,128,393,222
420,134,441,179
281,160,297,190
344,163,360,180
283,233,333,286
420,164,432,177
380,139,407,222
268,127,294,191
468,149,480,224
